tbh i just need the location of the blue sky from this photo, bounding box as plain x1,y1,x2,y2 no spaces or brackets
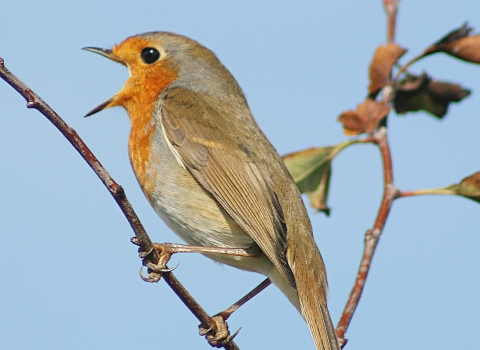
1,1,479,349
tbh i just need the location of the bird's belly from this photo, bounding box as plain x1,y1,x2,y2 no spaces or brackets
131,129,271,273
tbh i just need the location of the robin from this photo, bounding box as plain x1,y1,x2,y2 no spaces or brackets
84,32,339,350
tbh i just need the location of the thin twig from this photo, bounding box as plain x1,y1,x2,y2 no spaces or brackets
335,127,398,346
383,0,434,86
383,0,400,43
396,188,456,198
0,57,238,350
392,50,429,83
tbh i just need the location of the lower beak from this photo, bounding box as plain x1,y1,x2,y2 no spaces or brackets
84,98,114,117
82,47,125,117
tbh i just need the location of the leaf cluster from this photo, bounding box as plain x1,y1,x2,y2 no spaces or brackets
284,23,480,212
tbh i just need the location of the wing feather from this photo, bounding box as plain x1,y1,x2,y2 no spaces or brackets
160,87,294,287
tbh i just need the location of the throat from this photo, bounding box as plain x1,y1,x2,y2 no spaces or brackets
122,78,163,198
118,70,178,197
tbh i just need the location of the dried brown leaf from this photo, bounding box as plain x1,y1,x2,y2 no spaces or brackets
428,80,471,102
394,74,470,118
369,43,407,94
338,110,364,136
433,23,473,46
356,99,391,133
441,35,480,64
339,99,391,135
446,172,480,203
396,72,429,91
427,23,480,64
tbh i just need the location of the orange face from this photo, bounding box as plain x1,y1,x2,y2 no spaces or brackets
108,36,178,116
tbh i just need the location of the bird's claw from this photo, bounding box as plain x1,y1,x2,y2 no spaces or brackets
139,266,161,282
139,262,179,283
199,315,241,348
134,241,178,283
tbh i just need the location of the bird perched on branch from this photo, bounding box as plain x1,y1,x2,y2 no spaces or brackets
84,32,339,350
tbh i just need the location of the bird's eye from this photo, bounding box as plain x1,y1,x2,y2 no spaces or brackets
141,47,160,64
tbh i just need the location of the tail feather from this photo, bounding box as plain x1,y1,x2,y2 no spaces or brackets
288,238,340,350
299,285,339,350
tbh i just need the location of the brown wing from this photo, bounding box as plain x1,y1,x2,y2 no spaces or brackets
160,87,295,288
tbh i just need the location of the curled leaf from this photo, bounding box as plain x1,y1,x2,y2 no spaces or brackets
283,147,333,214
446,172,480,203
440,35,480,64
369,43,407,94
299,160,332,215
396,72,429,91
428,80,471,102
394,74,470,118
433,23,473,46
338,99,391,135
283,141,355,214
427,23,480,64
338,110,364,136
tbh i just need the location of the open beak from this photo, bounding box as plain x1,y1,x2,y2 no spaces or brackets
82,47,125,117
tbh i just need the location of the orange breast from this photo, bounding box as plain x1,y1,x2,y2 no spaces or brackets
126,74,176,197
110,37,179,198
127,94,158,198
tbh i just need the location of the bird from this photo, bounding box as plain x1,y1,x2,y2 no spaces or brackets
84,32,340,350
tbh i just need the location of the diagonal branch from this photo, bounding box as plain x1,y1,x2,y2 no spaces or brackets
0,57,239,350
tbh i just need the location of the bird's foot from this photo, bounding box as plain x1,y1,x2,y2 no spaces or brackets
131,238,178,282
199,315,241,348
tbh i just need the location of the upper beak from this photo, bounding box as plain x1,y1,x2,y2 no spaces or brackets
82,47,125,117
82,47,126,66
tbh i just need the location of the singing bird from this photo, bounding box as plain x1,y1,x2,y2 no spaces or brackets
84,32,339,350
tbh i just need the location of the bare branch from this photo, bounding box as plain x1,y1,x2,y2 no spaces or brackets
383,0,400,43
336,127,398,345
0,57,239,350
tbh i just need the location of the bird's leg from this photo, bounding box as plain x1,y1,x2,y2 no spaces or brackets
216,278,272,320
153,242,263,257
198,278,271,345
131,239,263,282
131,238,272,344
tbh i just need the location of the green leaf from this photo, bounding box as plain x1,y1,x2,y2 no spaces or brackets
283,141,355,215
